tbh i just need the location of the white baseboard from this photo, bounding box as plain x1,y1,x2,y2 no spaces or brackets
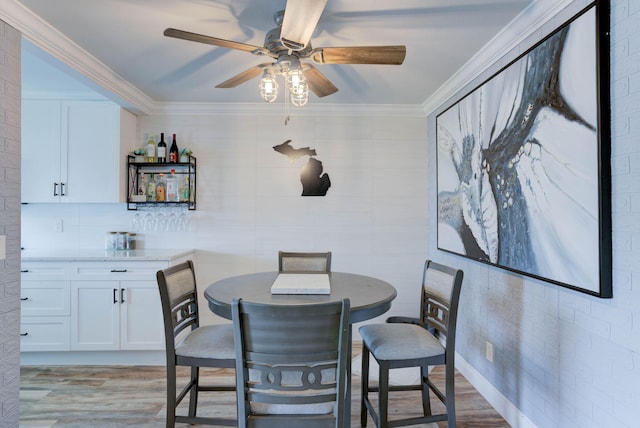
20,350,165,366
455,353,537,428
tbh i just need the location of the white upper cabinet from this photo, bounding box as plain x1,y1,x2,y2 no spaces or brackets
21,100,62,202
21,99,136,203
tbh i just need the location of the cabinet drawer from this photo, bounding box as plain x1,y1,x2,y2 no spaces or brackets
21,281,70,316
20,317,71,352
71,261,167,280
21,262,70,280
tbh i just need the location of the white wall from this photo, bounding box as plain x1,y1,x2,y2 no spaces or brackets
425,1,640,427
21,111,430,326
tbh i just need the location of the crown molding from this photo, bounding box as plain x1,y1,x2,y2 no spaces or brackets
0,0,155,115
152,102,427,117
1,0,427,119
422,0,577,116
3,0,572,119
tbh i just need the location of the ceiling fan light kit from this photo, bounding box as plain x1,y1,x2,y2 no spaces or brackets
164,0,406,107
258,71,278,103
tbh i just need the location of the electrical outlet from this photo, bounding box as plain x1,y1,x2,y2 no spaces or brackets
485,341,494,363
54,219,63,233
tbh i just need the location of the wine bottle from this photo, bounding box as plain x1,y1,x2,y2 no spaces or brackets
169,134,179,163
146,173,156,201
146,134,156,163
157,133,167,163
166,169,178,202
156,174,166,201
137,173,147,197
180,176,190,202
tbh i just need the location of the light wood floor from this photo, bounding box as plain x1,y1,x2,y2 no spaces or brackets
20,353,509,427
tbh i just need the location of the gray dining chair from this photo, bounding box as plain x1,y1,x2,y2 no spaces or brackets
156,260,236,427
232,297,351,428
359,259,464,428
278,251,332,273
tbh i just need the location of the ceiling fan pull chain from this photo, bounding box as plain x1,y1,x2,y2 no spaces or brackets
284,87,290,125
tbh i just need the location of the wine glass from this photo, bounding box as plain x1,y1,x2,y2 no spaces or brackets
178,209,189,232
131,213,142,232
155,212,166,232
167,208,178,231
144,212,155,232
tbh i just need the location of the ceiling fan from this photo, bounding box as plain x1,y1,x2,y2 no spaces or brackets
163,0,406,105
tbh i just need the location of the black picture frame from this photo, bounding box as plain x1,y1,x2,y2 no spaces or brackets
435,0,611,297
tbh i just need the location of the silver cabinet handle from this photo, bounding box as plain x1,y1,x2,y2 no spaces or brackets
20,332,28,337
113,289,118,304
53,182,59,196
120,288,125,304
20,297,29,301
110,269,128,273
60,182,66,196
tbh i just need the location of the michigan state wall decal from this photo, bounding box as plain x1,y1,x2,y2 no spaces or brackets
273,140,331,196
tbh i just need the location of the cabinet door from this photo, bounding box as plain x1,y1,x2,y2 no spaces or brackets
21,261,71,316
64,101,120,202
20,316,71,352
120,280,165,350
21,280,70,317
21,100,63,202
71,280,120,350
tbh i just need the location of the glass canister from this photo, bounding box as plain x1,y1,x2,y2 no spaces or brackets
126,233,137,250
115,232,127,250
105,232,117,250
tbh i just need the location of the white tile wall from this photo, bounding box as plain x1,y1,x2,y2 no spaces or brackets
21,113,430,327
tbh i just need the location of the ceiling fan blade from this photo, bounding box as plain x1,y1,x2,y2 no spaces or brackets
311,46,406,65
164,28,262,54
280,0,328,50
215,64,271,88
302,64,338,98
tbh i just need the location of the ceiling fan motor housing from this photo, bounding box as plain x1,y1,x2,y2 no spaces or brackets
264,27,313,58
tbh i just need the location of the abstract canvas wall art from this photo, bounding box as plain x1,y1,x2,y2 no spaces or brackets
436,1,611,297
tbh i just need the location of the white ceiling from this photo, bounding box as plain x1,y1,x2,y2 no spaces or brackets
16,0,533,108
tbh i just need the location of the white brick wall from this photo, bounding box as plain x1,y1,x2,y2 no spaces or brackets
0,18,21,428
429,1,640,427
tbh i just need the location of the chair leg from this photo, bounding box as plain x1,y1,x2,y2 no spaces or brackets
361,346,370,427
166,363,177,428
188,366,199,418
378,361,389,428
420,364,432,417
445,360,456,428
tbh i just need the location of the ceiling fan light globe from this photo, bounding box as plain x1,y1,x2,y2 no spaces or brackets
291,94,308,107
286,68,306,95
290,84,309,107
259,74,279,103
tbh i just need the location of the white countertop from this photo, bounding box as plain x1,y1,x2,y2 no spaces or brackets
21,249,195,262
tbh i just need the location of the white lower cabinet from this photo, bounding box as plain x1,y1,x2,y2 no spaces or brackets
71,279,164,351
20,257,189,354
20,262,71,351
20,317,71,352
70,261,166,351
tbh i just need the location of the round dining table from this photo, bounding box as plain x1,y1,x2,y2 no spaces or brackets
204,271,397,323
204,271,397,425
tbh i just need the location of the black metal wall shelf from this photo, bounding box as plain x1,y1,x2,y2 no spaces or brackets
126,154,197,210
